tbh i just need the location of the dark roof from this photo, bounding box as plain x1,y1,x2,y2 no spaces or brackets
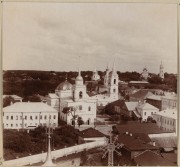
78,128,106,138
117,134,158,151
134,150,176,166
108,99,125,107
161,153,177,163
129,89,153,99
131,133,151,143
150,136,177,148
113,122,168,134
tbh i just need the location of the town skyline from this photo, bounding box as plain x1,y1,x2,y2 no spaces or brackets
2,2,178,74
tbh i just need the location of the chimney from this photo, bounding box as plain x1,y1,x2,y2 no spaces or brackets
152,141,156,146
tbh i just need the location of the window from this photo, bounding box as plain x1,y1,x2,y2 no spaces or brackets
16,124,18,127
114,79,116,84
79,91,83,99
113,89,116,93
25,116,27,120
11,116,13,120
35,116,38,120
88,106,91,111
79,105,82,110
11,124,13,127
144,112,146,116
54,115,56,119
44,115,47,120
16,116,18,120
6,116,9,120
30,116,33,120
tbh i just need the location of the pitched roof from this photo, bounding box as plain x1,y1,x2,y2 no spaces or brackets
113,122,168,134
3,95,23,99
161,153,177,164
153,109,177,119
78,127,106,138
137,102,159,110
129,81,149,84
129,89,153,99
146,94,163,101
48,93,59,98
125,102,138,111
149,136,177,148
108,99,125,107
134,150,176,166
117,134,158,151
3,102,57,113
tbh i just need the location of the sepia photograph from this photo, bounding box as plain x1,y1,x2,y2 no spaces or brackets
1,1,178,166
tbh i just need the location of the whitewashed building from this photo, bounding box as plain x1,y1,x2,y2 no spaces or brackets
91,68,100,81
3,102,58,129
152,109,177,134
135,102,159,121
161,94,177,110
47,70,97,126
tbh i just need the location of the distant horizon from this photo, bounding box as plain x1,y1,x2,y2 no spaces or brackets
3,68,177,75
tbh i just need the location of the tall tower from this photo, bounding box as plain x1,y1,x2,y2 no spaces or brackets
104,63,110,86
159,61,164,80
73,59,87,102
108,60,119,100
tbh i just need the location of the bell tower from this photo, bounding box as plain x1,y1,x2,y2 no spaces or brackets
108,60,119,100
159,61,164,80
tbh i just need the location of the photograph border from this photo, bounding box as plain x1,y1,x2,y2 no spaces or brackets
0,0,179,166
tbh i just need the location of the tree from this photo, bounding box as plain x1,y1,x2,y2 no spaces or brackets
77,117,84,127
3,96,14,107
28,95,41,102
62,106,78,127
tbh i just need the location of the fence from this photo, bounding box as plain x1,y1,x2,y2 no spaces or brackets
3,140,105,166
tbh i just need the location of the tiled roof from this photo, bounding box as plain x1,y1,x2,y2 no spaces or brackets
117,134,158,151
78,127,106,138
109,99,125,107
3,102,57,113
134,150,176,166
113,122,168,134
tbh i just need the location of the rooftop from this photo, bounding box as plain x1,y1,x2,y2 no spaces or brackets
129,81,149,84
48,93,59,99
117,134,158,151
153,109,177,119
3,95,23,99
137,102,159,110
134,150,176,166
146,94,163,101
3,102,57,113
129,89,153,99
78,127,106,138
125,102,138,111
113,122,170,134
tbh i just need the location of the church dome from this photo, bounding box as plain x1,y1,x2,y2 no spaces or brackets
76,75,83,81
56,80,72,91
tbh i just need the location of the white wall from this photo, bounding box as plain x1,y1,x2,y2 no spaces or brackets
3,140,106,166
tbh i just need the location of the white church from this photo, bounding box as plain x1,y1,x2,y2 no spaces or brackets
46,61,120,126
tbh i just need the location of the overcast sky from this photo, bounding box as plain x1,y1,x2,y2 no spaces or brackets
2,2,178,74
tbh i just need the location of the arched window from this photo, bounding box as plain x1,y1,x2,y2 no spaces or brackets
114,79,116,84
79,91,83,99
113,89,116,93
88,106,91,111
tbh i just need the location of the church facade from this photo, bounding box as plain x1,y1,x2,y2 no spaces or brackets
46,61,120,126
